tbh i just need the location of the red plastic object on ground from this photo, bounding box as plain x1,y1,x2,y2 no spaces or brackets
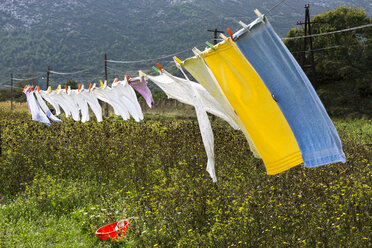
95,219,130,240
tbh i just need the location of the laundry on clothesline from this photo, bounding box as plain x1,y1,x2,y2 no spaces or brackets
22,74,154,125
20,9,346,182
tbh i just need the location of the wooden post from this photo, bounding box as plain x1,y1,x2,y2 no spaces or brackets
46,66,50,90
104,53,109,117
10,74,14,111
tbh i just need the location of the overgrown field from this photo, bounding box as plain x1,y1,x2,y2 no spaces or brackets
0,109,371,247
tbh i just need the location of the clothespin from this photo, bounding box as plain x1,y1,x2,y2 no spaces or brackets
28,86,34,93
89,83,93,93
125,74,130,83
114,78,119,83
37,86,40,92
56,85,61,93
47,86,51,94
23,85,28,93
192,47,202,56
78,84,81,92
227,28,234,41
220,33,229,42
205,41,216,51
173,56,183,66
65,85,68,93
100,80,104,88
254,9,265,24
152,66,160,74
156,63,163,72
138,70,148,80
239,21,250,32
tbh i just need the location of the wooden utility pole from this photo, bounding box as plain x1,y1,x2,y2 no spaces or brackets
297,4,317,89
207,29,224,45
10,74,14,111
46,66,50,90
104,53,109,117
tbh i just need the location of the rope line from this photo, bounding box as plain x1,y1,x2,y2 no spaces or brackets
265,0,288,15
106,48,192,64
282,23,372,40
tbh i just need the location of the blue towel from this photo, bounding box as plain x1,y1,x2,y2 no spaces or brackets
233,16,346,168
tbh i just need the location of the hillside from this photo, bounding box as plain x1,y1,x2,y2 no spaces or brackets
0,0,371,86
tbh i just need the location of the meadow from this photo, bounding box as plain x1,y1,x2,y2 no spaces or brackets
0,106,371,247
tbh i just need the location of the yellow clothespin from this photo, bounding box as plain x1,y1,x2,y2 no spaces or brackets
254,9,265,24
100,80,104,88
239,21,250,32
138,70,148,80
220,33,229,42
173,56,183,66
56,85,61,93
47,86,51,94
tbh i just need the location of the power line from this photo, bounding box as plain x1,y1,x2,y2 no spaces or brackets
282,23,372,40
49,68,93,75
13,76,40,81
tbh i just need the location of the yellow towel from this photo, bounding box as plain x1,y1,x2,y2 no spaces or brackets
201,39,303,174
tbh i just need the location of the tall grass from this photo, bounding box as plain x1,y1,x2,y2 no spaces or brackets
0,109,371,247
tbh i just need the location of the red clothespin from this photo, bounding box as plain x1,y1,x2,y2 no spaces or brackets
23,85,28,92
156,63,163,72
89,83,93,93
78,84,81,92
114,78,118,83
65,85,68,93
227,28,234,41
28,86,34,93
125,74,130,84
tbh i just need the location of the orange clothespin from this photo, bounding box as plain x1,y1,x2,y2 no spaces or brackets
114,78,118,83
28,86,34,93
156,63,163,72
78,84,81,92
23,85,28,92
125,74,130,84
65,85,68,93
89,83,93,93
227,28,234,41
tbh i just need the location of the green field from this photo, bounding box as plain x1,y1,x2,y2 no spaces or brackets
0,108,371,247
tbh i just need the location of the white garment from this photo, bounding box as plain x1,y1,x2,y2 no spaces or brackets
147,71,232,182
92,82,130,120
39,89,61,116
58,88,80,121
69,87,90,123
147,73,239,129
24,87,51,126
112,79,143,122
79,85,103,122
35,91,62,123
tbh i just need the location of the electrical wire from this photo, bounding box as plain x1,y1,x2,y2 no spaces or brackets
282,23,372,40
12,76,40,81
49,68,92,75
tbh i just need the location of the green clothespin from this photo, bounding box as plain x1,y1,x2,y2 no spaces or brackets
205,41,216,51
152,66,160,73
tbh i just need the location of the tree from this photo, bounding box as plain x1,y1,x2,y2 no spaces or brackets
285,6,372,98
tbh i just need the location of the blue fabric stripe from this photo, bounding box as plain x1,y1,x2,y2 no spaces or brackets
234,17,346,168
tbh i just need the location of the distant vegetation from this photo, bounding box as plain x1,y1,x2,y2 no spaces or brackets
285,7,372,117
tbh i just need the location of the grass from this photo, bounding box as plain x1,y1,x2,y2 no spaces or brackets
0,108,371,247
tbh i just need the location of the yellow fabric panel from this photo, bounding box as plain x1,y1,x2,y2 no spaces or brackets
183,56,261,159
202,40,303,174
